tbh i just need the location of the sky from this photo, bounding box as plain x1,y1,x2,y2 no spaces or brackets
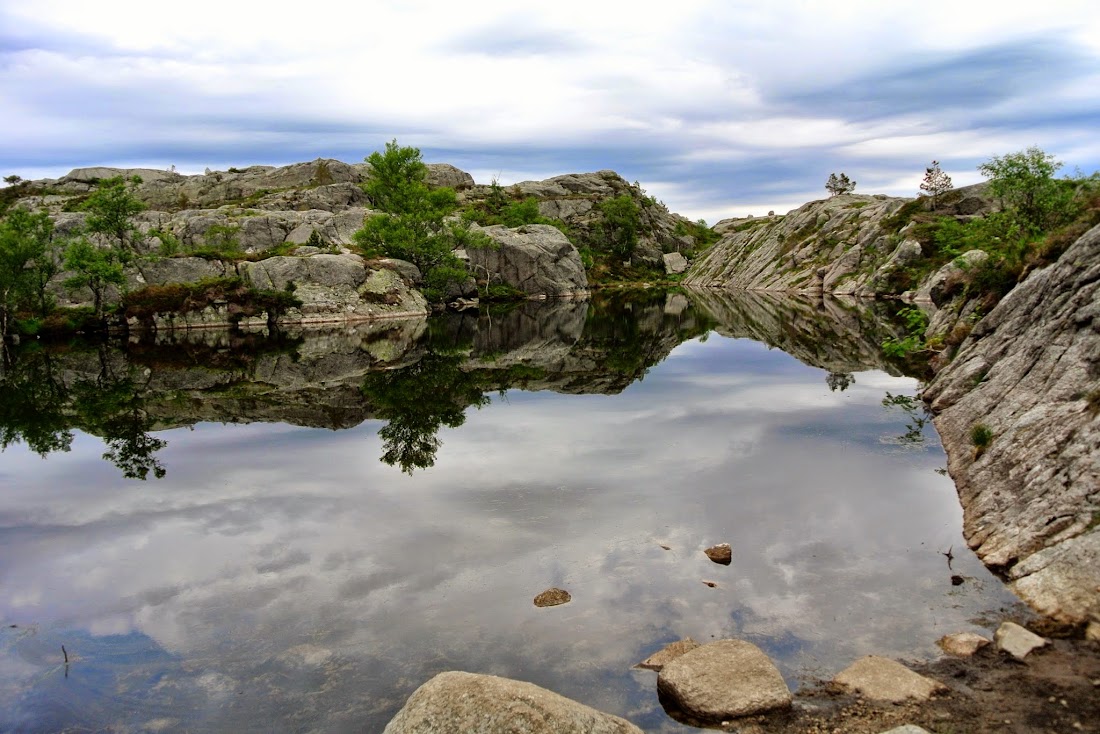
2,0,1099,223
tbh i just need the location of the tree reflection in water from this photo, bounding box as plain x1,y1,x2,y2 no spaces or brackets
0,345,166,479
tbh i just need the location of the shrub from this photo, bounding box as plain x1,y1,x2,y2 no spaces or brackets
970,423,994,457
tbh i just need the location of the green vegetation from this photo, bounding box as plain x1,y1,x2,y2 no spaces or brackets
62,237,128,322
354,140,490,301
826,172,856,196
82,176,146,250
978,146,1073,232
970,423,994,457
596,194,641,258
881,306,929,358
0,208,55,340
122,277,301,327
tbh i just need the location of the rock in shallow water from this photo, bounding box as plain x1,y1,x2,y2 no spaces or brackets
937,631,991,657
657,639,792,721
383,671,642,734
635,638,700,671
533,587,571,607
704,543,732,565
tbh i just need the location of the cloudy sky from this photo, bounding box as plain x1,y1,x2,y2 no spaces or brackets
2,1,1099,222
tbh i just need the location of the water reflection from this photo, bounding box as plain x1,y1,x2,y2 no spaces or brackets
0,291,913,477
0,290,1020,733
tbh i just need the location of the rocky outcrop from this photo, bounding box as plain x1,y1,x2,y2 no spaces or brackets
685,193,911,294
463,170,697,266
686,185,995,299
382,671,642,734
470,224,588,296
923,223,1100,627
239,254,428,324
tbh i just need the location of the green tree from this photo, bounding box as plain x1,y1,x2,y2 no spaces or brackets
826,172,856,196
0,208,54,340
597,195,641,258
63,237,128,321
353,140,473,300
83,175,146,250
977,146,1071,231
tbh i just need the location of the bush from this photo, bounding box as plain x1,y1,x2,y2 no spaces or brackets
970,423,994,457
597,195,641,258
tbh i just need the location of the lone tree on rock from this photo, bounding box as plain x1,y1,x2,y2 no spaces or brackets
826,173,856,197
919,160,953,211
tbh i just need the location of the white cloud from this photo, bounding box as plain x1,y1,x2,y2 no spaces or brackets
1,0,1098,218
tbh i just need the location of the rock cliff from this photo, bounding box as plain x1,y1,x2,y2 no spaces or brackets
923,224,1100,628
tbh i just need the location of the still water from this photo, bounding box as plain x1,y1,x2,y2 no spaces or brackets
0,290,1019,732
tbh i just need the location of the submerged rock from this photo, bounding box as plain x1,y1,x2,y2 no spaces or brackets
635,638,699,671
534,588,571,607
704,543,732,565
657,639,792,721
832,655,945,703
382,671,642,734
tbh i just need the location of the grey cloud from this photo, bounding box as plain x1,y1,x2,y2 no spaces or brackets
773,38,1092,121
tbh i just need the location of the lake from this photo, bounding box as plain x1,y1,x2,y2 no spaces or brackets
0,290,1021,732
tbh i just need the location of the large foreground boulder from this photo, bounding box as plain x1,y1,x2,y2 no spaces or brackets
657,639,791,721
470,224,588,297
382,671,642,734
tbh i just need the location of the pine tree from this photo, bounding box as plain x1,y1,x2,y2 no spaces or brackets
826,173,856,197
919,161,953,211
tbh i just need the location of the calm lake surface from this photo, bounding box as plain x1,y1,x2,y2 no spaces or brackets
0,290,1021,732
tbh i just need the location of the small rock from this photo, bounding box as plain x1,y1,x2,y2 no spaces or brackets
950,574,965,586
1086,621,1100,641
704,543,732,565
657,639,792,721
534,588,571,607
701,580,717,588
937,632,991,657
833,656,945,703
879,727,932,734
658,544,671,551
635,638,700,671
994,621,1048,659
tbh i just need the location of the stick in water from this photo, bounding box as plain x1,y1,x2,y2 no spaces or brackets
61,645,68,664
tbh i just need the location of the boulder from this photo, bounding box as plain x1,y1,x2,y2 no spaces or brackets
425,163,475,191
382,671,642,734
937,632,991,657
533,588,571,607
130,257,233,289
994,622,1048,659
663,252,689,274
635,638,699,671
832,656,945,703
657,639,791,721
239,254,428,324
470,225,588,297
